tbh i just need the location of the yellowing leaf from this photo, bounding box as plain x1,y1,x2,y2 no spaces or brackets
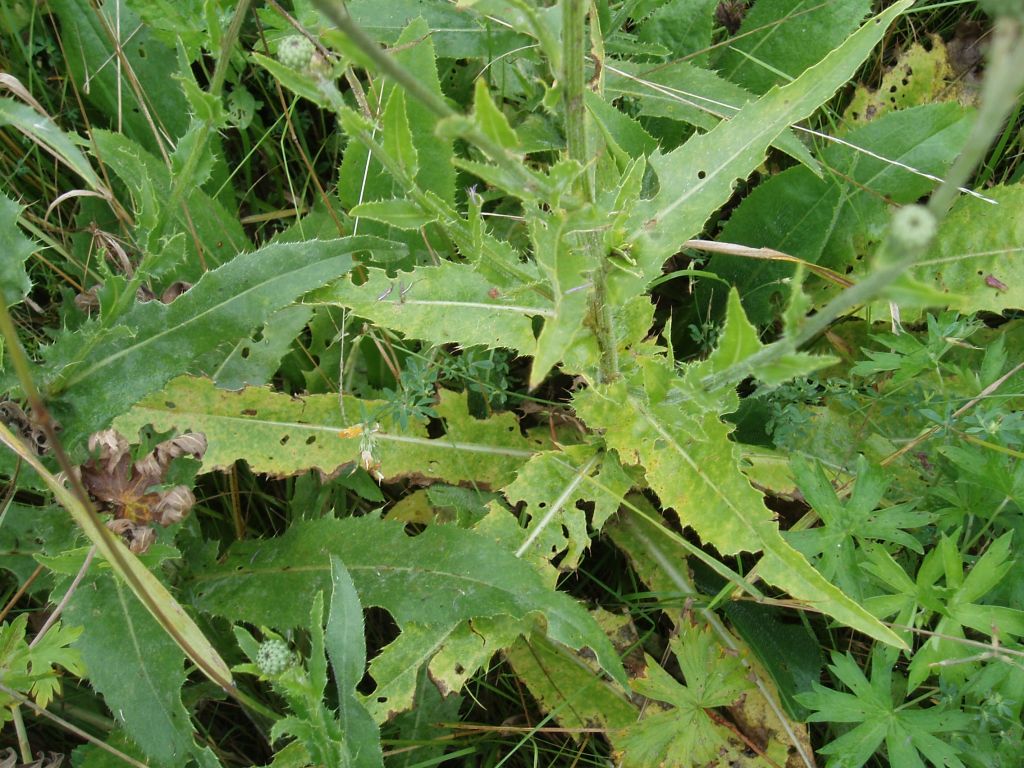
114,377,535,487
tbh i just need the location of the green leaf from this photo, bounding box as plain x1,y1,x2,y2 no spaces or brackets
343,0,531,60
703,104,974,323
382,88,419,179
0,192,34,306
326,557,383,768
114,377,535,488
472,78,520,151
715,0,871,94
635,0,716,67
573,355,905,649
629,1,911,281
342,18,455,208
913,185,1024,315
616,626,752,767
47,239,355,447
47,0,190,154
187,517,628,715
528,212,598,387
312,262,545,352
602,60,817,171
200,305,314,389
91,130,248,274
503,445,634,568
251,51,335,107
504,627,639,733
0,423,234,697
63,569,220,768
0,97,105,193
798,649,972,768
349,198,436,230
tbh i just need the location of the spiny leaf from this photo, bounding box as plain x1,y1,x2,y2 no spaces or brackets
0,192,34,306
349,198,436,230
529,212,598,387
573,355,905,649
702,103,974,323
63,569,220,768
602,60,817,171
629,1,911,280
187,517,629,716
312,261,546,352
383,88,419,179
715,0,871,94
91,129,247,272
472,78,520,151
113,377,536,487
46,239,355,448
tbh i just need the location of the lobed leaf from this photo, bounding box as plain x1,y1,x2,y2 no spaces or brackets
114,377,536,487
313,261,545,352
187,517,628,716
46,239,355,448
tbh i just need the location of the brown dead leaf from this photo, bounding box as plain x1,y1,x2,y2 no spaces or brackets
76,429,206,553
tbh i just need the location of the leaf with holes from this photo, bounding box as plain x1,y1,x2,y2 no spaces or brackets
628,1,911,284
113,376,536,487
913,185,1024,315
700,103,974,324
311,261,546,352
45,239,356,449
187,517,628,720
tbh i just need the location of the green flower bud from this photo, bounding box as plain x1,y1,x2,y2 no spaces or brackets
890,205,937,251
256,639,295,677
277,36,315,71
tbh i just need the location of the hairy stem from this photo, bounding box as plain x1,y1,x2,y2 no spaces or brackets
314,0,555,202
563,0,618,383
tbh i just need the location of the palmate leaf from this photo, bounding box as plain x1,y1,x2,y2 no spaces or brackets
615,626,753,767
114,376,536,487
45,239,356,448
187,517,628,719
313,261,545,352
628,0,911,283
